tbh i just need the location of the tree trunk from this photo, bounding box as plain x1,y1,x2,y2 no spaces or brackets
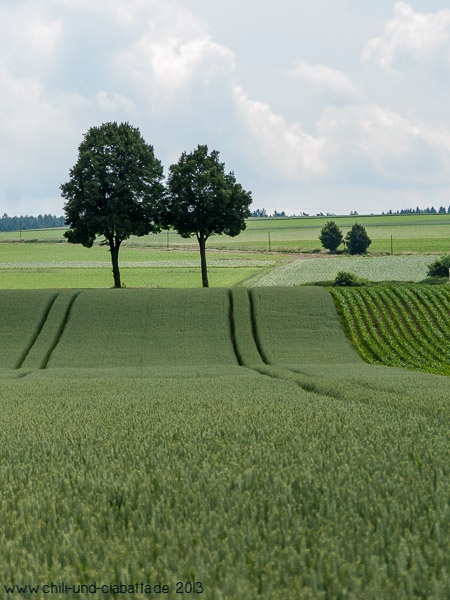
109,240,122,288
198,232,209,288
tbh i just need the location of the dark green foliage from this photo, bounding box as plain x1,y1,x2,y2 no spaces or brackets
427,254,450,278
319,221,343,253
345,223,371,255
163,145,252,287
61,122,164,287
334,271,367,287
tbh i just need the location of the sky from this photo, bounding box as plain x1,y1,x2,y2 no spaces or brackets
1,0,450,217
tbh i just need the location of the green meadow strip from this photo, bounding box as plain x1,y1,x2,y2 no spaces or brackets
46,289,238,369
248,287,361,367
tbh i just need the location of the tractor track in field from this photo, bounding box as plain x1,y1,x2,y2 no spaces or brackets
15,293,59,369
17,291,81,371
40,291,80,369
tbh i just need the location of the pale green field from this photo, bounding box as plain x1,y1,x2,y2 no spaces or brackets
0,230,446,289
0,243,278,289
255,254,435,285
0,287,449,598
2,212,450,253
0,266,271,289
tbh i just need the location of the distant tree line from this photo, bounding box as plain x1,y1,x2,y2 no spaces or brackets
251,208,287,218
251,208,318,217
382,207,450,215
0,213,65,232
252,206,450,218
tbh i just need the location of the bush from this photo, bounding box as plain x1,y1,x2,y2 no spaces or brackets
345,223,371,255
319,221,343,253
334,271,367,287
427,254,450,278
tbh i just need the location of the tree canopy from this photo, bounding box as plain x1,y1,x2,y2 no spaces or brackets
163,145,252,287
61,122,164,288
345,223,371,255
427,254,450,278
319,221,343,253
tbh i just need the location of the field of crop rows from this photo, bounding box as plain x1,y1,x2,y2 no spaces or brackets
331,285,450,375
0,287,449,598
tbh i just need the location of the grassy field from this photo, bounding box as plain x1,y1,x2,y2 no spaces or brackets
2,213,450,288
2,212,450,253
0,243,278,289
0,287,449,598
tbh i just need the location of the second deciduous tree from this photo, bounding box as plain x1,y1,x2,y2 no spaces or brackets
163,145,252,287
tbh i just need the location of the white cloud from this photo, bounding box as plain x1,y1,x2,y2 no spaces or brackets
288,59,361,101
1,0,450,217
94,91,137,115
0,57,91,212
0,0,241,215
362,2,450,70
61,0,236,108
56,0,204,31
317,103,450,184
233,82,450,188
233,85,326,181
0,3,63,75
116,33,235,107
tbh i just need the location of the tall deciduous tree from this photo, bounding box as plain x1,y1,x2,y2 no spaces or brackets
61,122,164,288
164,145,252,287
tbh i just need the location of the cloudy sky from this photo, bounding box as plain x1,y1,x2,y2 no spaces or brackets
1,0,450,216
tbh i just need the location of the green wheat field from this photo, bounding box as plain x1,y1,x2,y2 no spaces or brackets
1,286,449,599
1,215,450,598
